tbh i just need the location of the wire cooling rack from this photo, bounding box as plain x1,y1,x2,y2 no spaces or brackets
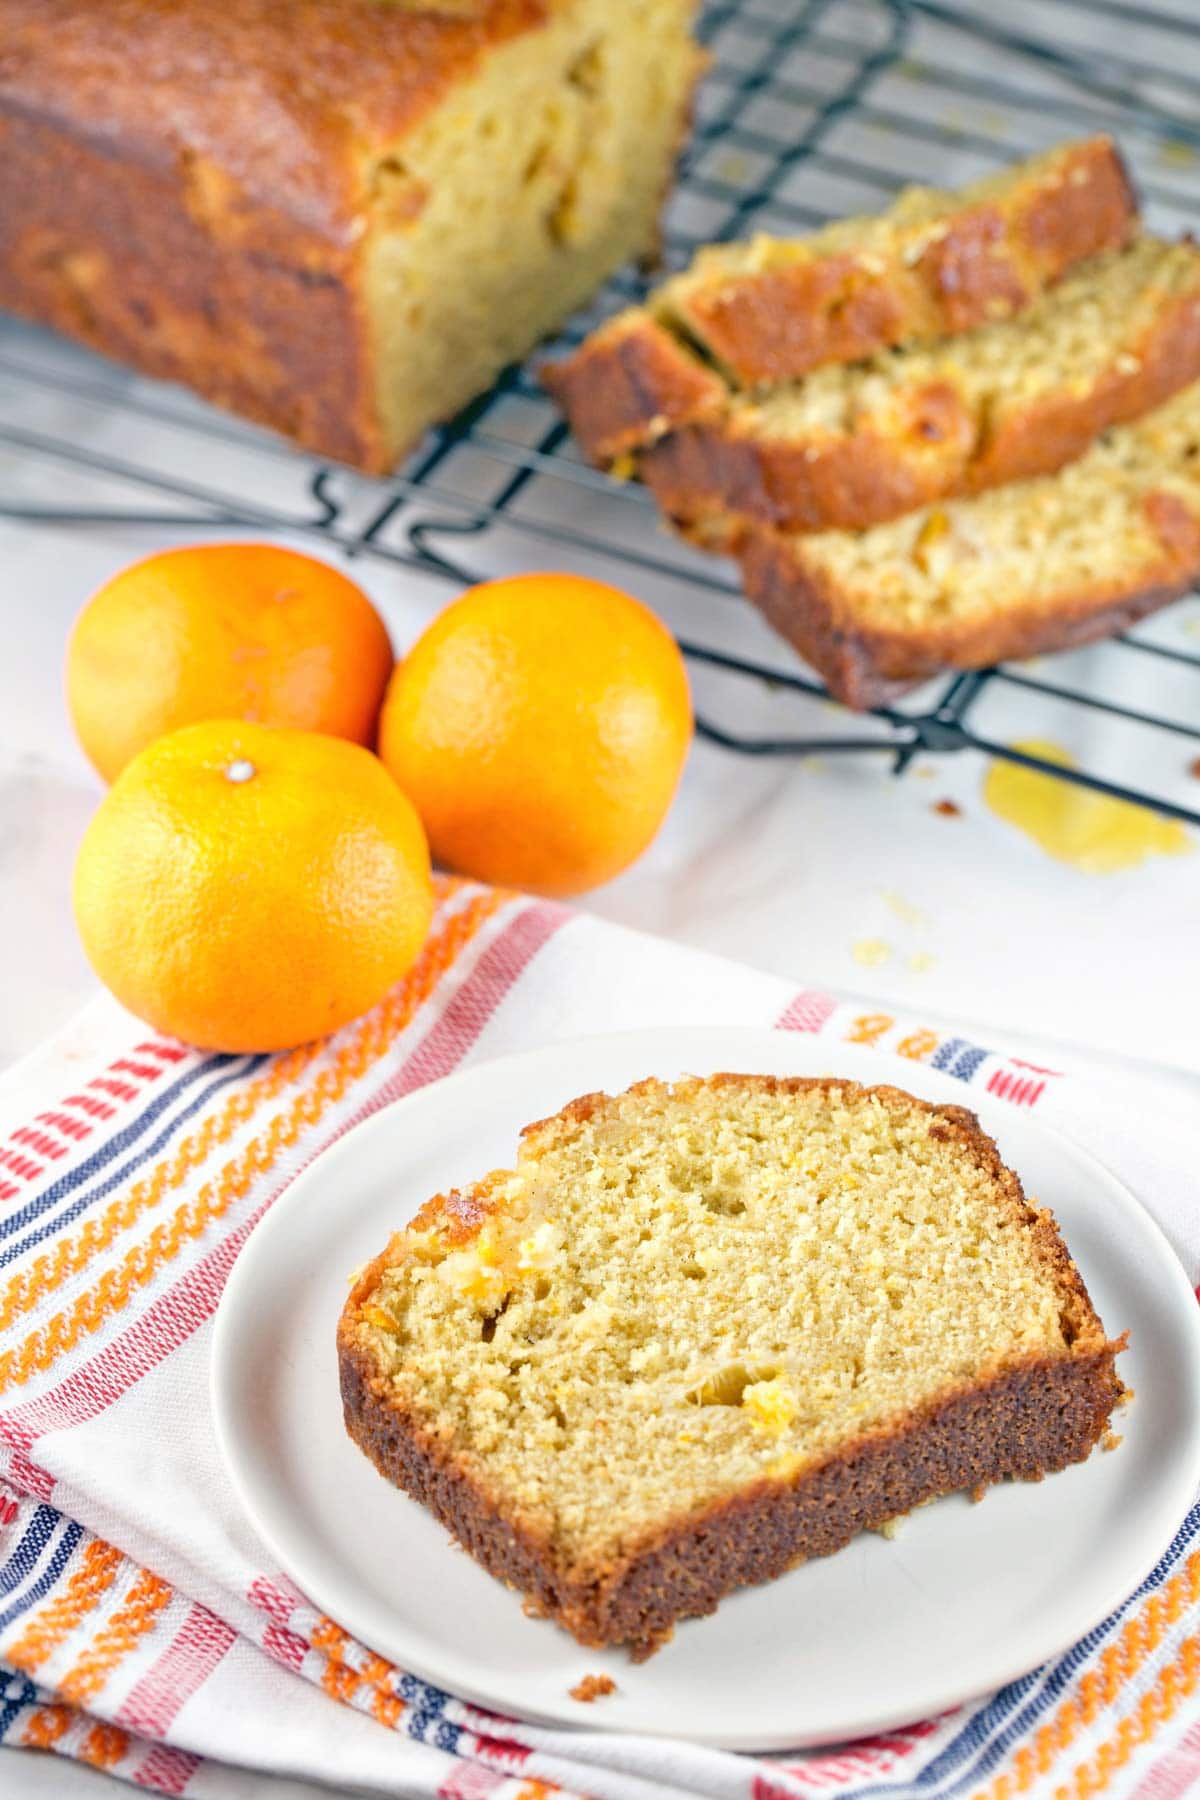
2,0,1200,826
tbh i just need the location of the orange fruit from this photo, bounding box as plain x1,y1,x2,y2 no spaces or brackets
67,542,394,784
378,573,692,897
73,720,433,1053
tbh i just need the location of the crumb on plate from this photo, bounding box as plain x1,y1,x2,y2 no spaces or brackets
570,1673,617,1702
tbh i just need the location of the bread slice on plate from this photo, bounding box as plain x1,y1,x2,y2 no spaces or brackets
641,236,1200,541
338,1074,1124,1658
738,377,1200,709
545,136,1137,463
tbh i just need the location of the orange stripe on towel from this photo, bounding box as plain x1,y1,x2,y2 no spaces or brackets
1065,1633,1199,1798
4,1539,122,1673
973,1551,1200,1798
311,1615,406,1728
56,1568,173,1707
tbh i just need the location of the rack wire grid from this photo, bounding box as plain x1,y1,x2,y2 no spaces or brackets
3,0,1200,827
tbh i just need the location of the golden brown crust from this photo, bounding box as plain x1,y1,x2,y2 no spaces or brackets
338,1332,1122,1657
0,0,552,245
0,0,558,472
674,250,911,391
642,399,974,538
0,100,386,468
338,1074,1123,1654
541,313,726,463
738,520,1200,710
640,282,1200,538
676,139,1136,386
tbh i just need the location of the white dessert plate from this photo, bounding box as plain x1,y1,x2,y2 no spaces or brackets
211,1027,1200,1751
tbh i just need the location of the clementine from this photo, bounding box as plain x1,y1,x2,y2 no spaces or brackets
67,543,394,783
73,720,433,1053
378,573,692,897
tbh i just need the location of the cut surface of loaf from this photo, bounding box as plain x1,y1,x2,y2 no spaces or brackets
0,0,701,471
545,136,1136,463
739,378,1200,709
338,1074,1123,1657
641,236,1200,539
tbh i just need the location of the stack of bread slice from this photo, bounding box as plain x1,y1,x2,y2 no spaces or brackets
547,137,1200,708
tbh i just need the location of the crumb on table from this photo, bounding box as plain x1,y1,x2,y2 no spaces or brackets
934,798,962,817
570,1673,616,1703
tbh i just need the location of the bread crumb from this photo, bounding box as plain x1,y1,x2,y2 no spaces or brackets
1102,1430,1123,1452
934,798,962,817
875,1514,903,1540
570,1673,616,1702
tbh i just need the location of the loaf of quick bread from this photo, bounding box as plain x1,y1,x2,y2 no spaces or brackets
0,0,701,471
339,1075,1124,1656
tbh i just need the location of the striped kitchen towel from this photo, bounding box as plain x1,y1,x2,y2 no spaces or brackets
0,876,1196,1800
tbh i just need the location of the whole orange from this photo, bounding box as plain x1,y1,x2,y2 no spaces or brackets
378,573,692,897
73,720,433,1052
67,543,394,784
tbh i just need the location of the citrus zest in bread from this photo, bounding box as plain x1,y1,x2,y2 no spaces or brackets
339,1075,1124,1656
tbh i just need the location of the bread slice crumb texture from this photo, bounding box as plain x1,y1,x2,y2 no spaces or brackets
345,1076,1108,1570
651,234,1200,528
776,376,1200,631
737,236,1200,446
